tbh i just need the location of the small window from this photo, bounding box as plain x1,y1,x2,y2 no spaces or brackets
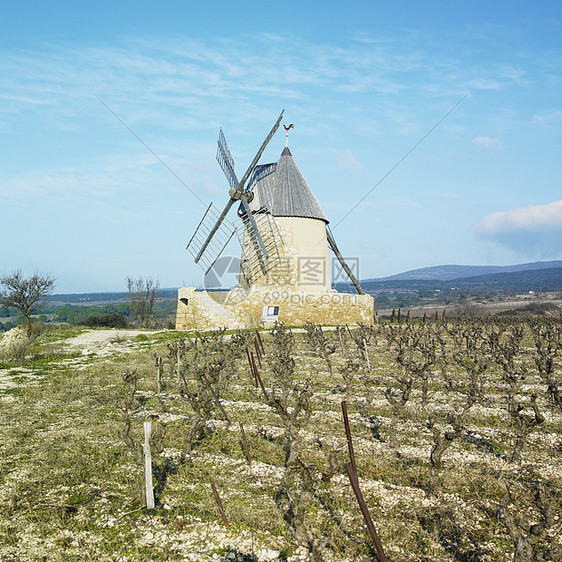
262,305,280,320
180,297,189,305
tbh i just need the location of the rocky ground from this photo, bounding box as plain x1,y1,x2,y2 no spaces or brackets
0,320,560,561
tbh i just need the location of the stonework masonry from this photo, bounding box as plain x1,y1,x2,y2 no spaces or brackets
175,286,374,330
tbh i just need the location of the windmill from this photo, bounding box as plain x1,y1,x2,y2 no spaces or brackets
186,111,285,287
186,110,365,296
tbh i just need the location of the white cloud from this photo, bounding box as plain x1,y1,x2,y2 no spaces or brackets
498,66,528,86
532,110,562,127
0,31,539,135
335,149,362,172
464,76,507,90
474,200,562,257
475,200,562,234
472,136,503,149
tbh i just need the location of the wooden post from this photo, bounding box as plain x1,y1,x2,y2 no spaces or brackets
246,347,257,387
177,347,181,383
250,351,259,384
337,328,345,350
144,421,155,509
253,363,269,402
155,356,163,393
345,462,388,561
255,330,265,355
363,339,371,371
210,479,229,528
341,401,358,477
239,422,252,467
254,338,262,368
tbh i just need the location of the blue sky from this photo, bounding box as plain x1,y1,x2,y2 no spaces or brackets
2,1,561,293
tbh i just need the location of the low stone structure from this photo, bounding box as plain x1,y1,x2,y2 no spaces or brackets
175,286,373,330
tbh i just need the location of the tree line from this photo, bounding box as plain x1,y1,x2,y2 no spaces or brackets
1,271,171,333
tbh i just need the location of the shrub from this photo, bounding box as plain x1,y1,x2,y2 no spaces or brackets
0,327,33,365
80,313,129,328
0,338,31,365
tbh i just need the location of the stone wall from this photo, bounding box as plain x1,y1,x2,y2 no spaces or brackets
176,288,245,331
175,286,374,330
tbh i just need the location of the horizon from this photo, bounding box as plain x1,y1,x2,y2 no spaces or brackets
2,1,562,293
41,259,562,297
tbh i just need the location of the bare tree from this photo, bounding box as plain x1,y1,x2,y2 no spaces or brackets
303,321,336,375
264,323,327,560
179,334,230,455
507,393,544,463
485,480,562,562
529,318,562,411
126,276,160,328
426,401,472,494
0,270,55,336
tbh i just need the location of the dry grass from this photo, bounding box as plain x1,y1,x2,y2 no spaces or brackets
0,319,560,561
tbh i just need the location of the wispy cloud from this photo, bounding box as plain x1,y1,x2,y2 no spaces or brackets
0,30,544,135
475,200,562,256
472,136,503,148
334,149,362,172
1,151,211,216
2,31,560,229
464,77,503,90
532,109,562,127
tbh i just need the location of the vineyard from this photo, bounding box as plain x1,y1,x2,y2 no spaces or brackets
0,315,561,561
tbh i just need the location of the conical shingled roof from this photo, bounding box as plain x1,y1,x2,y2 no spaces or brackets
246,147,329,223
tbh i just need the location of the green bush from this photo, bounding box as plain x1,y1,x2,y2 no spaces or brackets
80,313,129,328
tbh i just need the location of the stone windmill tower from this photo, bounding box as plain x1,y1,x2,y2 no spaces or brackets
176,113,373,330
244,142,331,292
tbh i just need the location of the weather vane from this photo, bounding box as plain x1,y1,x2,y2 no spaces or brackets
284,123,294,147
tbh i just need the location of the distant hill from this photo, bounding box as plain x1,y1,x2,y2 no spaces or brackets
368,260,562,282
43,261,562,306
47,288,179,306
351,266,562,295
448,266,562,292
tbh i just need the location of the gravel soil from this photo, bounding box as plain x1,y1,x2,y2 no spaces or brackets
0,320,560,561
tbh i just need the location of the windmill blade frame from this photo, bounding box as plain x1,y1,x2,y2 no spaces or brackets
236,110,284,193
239,199,268,256
192,110,285,272
186,202,237,273
326,226,365,295
193,198,237,264
216,127,238,191
236,209,284,286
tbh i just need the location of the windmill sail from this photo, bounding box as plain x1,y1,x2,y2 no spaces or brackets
216,127,238,191
193,198,236,264
240,199,269,269
237,111,284,190
326,226,365,295
237,209,283,286
186,203,237,274
189,112,285,279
